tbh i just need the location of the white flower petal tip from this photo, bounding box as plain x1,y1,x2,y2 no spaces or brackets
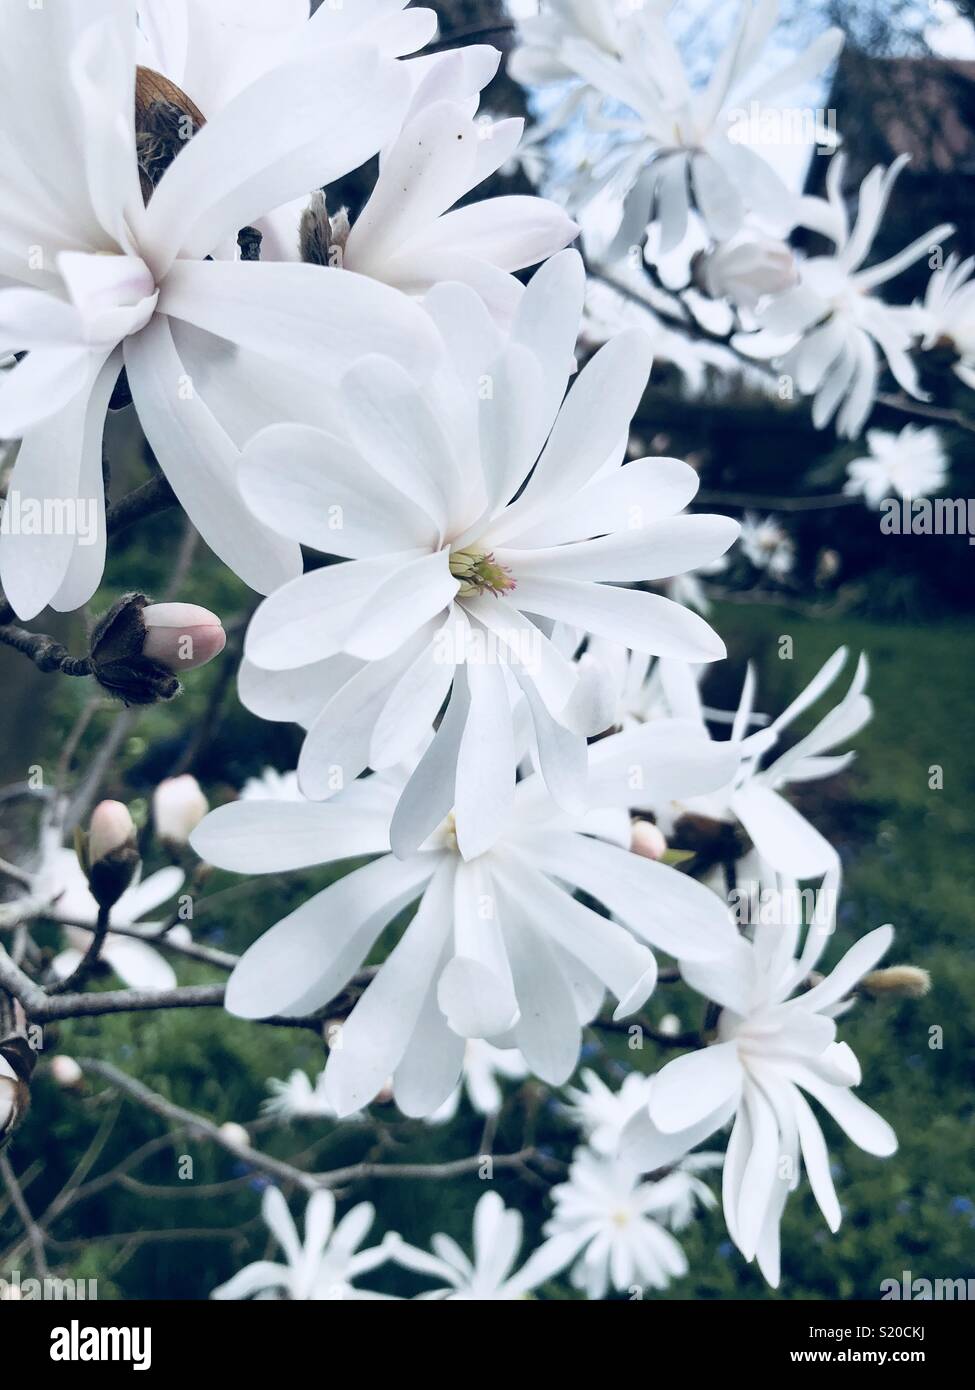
612,963,659,1021
437,958,519,1040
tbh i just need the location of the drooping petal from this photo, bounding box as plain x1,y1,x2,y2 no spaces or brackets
225,853,437,1019
124,316,302,594
325,859,456,1115
0,348,117,620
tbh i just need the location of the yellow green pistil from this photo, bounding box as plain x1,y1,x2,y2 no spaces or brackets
449,547,516,599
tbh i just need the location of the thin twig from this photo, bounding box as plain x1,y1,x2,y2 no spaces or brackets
0,1152,50,1278
50,904,112,994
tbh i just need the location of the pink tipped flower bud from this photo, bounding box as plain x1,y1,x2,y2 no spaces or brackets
82,801,139,910
154,775,209,845
88,800,137,866
142,603,226,673
630,820,668,861
218,1122,251,1149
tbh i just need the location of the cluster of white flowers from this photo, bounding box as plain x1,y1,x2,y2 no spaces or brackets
510,0,971,444
0,0,933,1301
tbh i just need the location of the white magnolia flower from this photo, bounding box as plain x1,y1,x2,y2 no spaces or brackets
191,721,741,1117
621,920,898,1287
427,1040,529,1124
561,1068,652,1155
648,647,871,880
553,0,843,252
37,837,187,991
743,155,954,437
916,252,975,389
385,1190,573,1300
238,251,737,859
542,1147,690,1298
654,1152,723,1231
844,425,949,508
211,1187,391,1301
0,0,440,619
739,512,794,579
240,768,302,802
263,1068,342,1122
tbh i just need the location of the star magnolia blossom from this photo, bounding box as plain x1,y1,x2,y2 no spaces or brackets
0,0,442,619
238,251,738,858
36,836,188,992
739,512,795,579
916,252,975,389
384,1191,574,1300
621,920,898,1287
552,0,843,253
647,647,872,881
541,1147,691,1298
561,1068,653,1155
743,154,955,437
262,1068,339,1122
844,425,949,509
211,1187,392,1301
190,721,741,1117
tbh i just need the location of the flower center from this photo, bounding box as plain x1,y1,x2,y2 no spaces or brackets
449,548,516,599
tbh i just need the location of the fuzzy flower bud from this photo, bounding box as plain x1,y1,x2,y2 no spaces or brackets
860,966,932,1000
88,801,137,866
142,603,226,672
630,820,668,861
696,232,798,310
218,1122,252,1149
153,775,209,846
50,1055,84,1090
78,801,140,911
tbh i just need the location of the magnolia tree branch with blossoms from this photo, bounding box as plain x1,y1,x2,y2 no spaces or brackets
0,0,952,1303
